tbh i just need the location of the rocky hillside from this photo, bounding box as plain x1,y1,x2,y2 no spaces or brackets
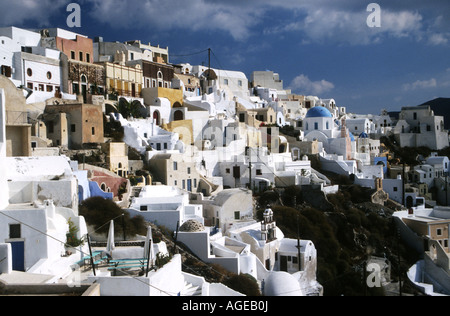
256,185,422,296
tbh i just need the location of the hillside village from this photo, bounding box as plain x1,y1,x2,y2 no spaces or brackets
0,26,450,297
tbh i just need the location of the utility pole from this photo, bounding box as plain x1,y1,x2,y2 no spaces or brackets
297,215,301,272
87,234,96,276
207,48,211,87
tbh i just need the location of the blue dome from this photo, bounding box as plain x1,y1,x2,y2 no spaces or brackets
359,132,369,138
305,106,333,118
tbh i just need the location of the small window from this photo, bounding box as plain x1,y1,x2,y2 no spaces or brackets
173,162,178,171
27,68,32,77
86,53,90,63
47,71,52,80
46,85,53,92
39,84,44,91
234,211,240,220
140,205,148,211
226,168,231,174
71,51,76,59
256,169,262,176
92,127,95,135
187,167,191,174
437,228,442,236
9,224,21,239
79,51,83,62
71,124,76,133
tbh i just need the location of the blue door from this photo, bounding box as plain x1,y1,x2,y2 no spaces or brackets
9,241,25,271
187,179,192,192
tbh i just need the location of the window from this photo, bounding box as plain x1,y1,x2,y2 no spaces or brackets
194,179,197,188
27,68,32,77
182,180,186,190
27,82,33,90
39,84,44,91
9,224,21,239
71,124,76,133
256,169,262,176
48,121,54,134
86,53,90,63
393,187,398,192
437,228,442,236
226,168,230,174
187,167,191,174
79,51,83,62
314,122,318,130
47,71,52,80
92,127,95,135
234,211,240,220
224,79,228,85
140,205,148,211
173,162,178,171
164,143,168,150
46,85,53,92
1,65,12,78
238,80,242,87
71,51,76,59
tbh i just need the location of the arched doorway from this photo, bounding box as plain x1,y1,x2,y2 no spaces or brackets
174,110,184,121
81,74,88,103
153,110,160,125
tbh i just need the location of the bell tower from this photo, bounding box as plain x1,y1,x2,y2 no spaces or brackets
261,205,277,241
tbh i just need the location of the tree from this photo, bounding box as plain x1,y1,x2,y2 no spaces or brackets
66,218,85,247
79,196,146,237
117,97,145,119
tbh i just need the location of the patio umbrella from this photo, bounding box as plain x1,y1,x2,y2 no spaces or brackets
143,226,154,262
106,220,115,254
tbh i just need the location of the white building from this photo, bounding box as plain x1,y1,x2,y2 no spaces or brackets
5,156,79,213
109,113,184,154
0,87,88,278
393,105,449,150
0,26,65,104
127,185,203,231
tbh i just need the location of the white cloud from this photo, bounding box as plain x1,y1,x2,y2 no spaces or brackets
428,33,449,46
0,0,70,26
403,78,437,91
89,0,264,41
288,74,335,95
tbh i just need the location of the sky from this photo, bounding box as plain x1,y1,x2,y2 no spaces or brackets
1,0,449,115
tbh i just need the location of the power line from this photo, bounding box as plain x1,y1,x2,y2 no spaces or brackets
0,209,175,296
170,48,210,58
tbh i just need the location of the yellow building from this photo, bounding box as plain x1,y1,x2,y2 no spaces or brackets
101,142,129,177
142,87,183,108
0,75,32,157
102,62,143,98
